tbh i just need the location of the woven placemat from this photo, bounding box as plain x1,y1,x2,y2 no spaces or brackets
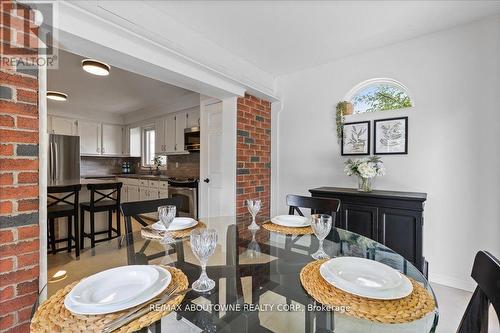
262,221,313,235
31,266,189,333
141,221,207,240
300,260,436,324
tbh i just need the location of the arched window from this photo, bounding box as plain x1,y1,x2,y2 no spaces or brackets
345,78,413,114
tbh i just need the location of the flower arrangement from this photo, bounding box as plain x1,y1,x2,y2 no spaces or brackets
344,156,385,192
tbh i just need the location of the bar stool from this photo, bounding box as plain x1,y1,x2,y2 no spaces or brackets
80,182,122,249
47,184,82,257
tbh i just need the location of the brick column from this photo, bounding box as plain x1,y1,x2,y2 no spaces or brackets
0,2,40,332
236,94,271,217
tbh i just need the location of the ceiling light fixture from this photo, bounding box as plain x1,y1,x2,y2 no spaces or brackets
82,59,110,76
47,91,68,101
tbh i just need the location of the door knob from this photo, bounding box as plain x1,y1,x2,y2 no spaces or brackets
203,178,210,183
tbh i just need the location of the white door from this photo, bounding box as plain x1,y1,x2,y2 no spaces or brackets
164,114,176,153
128,186,140,202
200,100,226,217
78,121,101,155
51,116,77,135
175,111,187,153
102,124,123,155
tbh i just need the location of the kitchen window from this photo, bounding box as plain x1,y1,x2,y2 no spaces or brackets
142,127,155,166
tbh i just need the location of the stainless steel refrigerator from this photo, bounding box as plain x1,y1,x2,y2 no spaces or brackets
48,134,80,184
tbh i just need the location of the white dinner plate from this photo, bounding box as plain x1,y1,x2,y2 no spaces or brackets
320,257,413,300
152,217,198,231
69,265,159,306
270,215,310,227
65,265,171,315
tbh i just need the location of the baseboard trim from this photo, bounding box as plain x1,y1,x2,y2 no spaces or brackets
429,273,476,292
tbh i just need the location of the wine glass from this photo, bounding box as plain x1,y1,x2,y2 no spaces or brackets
190,229,218,292
158,205,176,244
310,214,332,260
247,228,261,259
246,199,261,230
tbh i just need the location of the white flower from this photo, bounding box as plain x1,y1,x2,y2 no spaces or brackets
357,162,377,178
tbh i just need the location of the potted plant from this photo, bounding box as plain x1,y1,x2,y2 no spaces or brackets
336,101,354,142
344,156,385,192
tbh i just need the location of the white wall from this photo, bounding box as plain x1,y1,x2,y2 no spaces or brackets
275,16,500,291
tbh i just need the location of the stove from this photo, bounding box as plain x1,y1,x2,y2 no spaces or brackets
167,178,198,218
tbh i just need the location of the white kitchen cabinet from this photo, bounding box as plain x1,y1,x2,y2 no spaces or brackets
159,190,169,199
122,126,130,156
78,120,101,155
50,116,77,135
175,111,187,153
164,113,176,153
155,118,165,153
149,189,159,200
102,124,123,155
186,108,200,128
128,185,140,202
121,185,129,203
139,187,149,201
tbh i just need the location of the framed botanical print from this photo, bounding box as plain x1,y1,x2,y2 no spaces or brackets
341,121,370,155
374,117,408,154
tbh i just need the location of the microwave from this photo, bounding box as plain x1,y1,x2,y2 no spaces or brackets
184,126,200,151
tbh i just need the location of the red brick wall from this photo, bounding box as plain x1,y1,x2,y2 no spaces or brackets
236,94,271,217
0,2,40,332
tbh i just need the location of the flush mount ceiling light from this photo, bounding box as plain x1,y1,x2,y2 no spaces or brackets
81,59,110,76
47,91,68,101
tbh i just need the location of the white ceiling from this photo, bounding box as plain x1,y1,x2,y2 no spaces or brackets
150,1,500,76
47,50,194,115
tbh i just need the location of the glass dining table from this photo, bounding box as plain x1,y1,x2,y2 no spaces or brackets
39,216,439,333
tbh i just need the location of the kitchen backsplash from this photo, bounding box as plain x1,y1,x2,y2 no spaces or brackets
81,156,141,176
165,152,200,178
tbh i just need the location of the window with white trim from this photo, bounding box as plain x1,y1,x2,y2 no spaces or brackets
142,127,155,166
347,79,413,114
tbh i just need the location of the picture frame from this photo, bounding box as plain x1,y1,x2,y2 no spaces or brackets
374,117,408,155
341,121,370,156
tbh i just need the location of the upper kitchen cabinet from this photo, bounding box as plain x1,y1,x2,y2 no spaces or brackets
186,108,200,128
153,107,200,155
175,111,187,153
49,116,77,136
164,113,176,153
101,124,123,155
78,120,101,155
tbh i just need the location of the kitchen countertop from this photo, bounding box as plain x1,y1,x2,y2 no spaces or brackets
83,174,172,181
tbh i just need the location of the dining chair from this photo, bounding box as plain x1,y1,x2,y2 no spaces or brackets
120,197,183,264
457,251,500,333
47,184,82,257
80,182,122,249
286,194,341,218
286,194,341,249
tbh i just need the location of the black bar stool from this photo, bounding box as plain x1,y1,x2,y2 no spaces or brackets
80,182,122,249
47,184,82,257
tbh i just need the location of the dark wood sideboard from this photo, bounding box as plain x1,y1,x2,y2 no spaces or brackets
309,187,428,276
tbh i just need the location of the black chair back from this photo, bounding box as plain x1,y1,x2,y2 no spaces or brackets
121,197,184,235
121,197,184,265
457,251,500,333
286,194,340,217
87,182,122,209
48,184,82,213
